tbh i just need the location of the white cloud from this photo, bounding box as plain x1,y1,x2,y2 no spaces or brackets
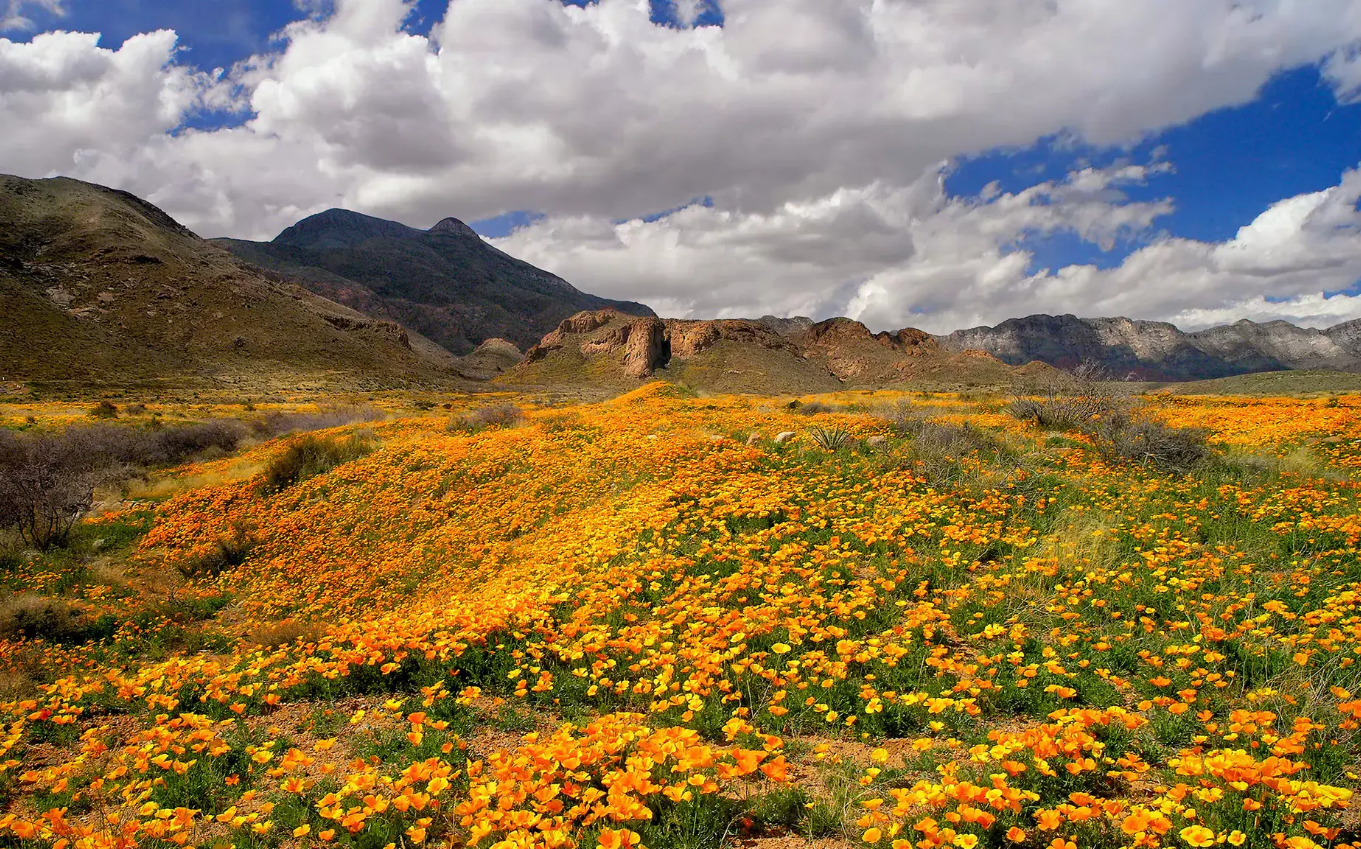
1,0,63,33
494,162,1361,333
1,0,1360,332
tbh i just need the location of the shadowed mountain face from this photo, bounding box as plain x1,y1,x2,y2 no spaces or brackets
938,314,1361,380
0,175,461,388
216,209,654,355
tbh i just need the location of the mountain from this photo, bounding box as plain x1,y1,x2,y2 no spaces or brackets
215,209,654,356
0,175,462,388
938,314,1361,381
503,309,1054,393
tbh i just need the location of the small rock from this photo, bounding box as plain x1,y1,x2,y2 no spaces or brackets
774,431,796,445
865,435,888,449
746,433,762,446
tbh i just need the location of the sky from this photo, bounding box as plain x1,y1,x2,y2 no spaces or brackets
1,0,1360,333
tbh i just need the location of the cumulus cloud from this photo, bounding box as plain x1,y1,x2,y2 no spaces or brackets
1,0,1360,331
495,161,1361,333
1,0,63,33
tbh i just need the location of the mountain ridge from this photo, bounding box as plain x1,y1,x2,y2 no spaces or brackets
0,175,462,388
937,313,1361,380
215,208,653,356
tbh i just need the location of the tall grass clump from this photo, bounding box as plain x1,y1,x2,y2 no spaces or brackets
261,433,376,492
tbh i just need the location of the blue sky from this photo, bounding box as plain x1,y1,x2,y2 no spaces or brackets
3,0,1359,330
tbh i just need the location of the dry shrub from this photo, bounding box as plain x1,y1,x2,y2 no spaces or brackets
88,399,119,419
880,403,1021,489
250,404,385,438
0,432,94,549
1007,361,1124,431
1089,415,1211,474
450,403,525,433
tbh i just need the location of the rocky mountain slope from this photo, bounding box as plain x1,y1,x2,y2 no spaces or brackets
504,309,1054,393
939,314,1361,380
0,175,462,387
216,210,654,356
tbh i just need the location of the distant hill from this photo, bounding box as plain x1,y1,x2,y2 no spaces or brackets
215,209,654,356
0,175,462,388
503,309,1058,394
938,314,1361,381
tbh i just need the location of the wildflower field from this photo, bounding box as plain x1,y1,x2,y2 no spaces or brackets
3,384,1361,849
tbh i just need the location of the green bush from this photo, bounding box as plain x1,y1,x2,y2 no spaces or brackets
176,524,258,579
262,433,375,491
88,400,119,419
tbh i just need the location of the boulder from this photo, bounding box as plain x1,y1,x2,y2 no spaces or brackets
774,431,796,445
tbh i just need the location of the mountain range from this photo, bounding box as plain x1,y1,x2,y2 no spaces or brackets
937,314,1361,381
3,174,1361,393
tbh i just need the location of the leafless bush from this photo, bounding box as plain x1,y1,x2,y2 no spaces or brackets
0,432,95,549
1089,415,1211,474
1007,361,1125,430
450,403,525,433
250,404,385,438
796,401,834,416
0,420,251,549
880,403,1018,488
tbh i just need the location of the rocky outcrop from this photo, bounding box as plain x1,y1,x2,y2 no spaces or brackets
939,314,1361,380
509,309,1038,392
666,319,795,358
524,311,668,378
1327,319,1361,357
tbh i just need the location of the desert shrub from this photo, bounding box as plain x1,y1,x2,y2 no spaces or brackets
0,595,90,643
262,433,375,491
807,423,853,451
450,403,525,433
797,401,834,416
250,404,385,438
1089,415,1211,474
88,400,119,419
1008,361,1124,430
880,404,1019,487
0,432,94,549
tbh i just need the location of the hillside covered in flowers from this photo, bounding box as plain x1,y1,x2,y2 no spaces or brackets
2,384,1361,849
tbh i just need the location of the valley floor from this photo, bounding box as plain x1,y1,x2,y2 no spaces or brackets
2,385,1361,849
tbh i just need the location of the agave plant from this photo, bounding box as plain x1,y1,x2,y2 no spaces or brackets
807,423,853,451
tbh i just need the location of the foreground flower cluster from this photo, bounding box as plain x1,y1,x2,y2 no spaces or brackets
2,385,1360,849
